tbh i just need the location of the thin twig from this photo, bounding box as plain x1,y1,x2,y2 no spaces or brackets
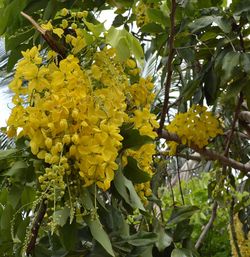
176,157,185,205
160,130,250,172
158,0,177,133
195,201,218,249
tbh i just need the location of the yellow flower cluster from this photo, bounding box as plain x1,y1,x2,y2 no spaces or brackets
230,215,250,257
7,46,130,191
166,105,223,155
128,76,159,139
134,0,159,27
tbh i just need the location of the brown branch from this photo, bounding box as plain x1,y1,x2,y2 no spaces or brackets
195,201,218,249
26,199,47,255
160,130,250,172
21,12,67,58
158,0,177,133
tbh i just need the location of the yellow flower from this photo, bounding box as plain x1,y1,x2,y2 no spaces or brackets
53,28,64,38
41,21,53,31
61,8,69,16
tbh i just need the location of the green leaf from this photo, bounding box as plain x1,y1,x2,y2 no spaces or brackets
213,16,231,33
84,21,105,37
0,149,18,160
156,227,172,252
178,48,195,62
189,16,214,32
59,221,77,251
243,83,250,109
106,27,144,63
171,248,196,257
167,206,199,225
112,14,127,27
5,28,34,51
173,220,194,241
125,231,158,246
231,0,250,15
114,168,145,211
21,186,36,206
16,217,30,242
121,126,153,150
53,207,70,227
141,23,164,33
204,67,218,105
86,217,115,257
116,37,130,61
8,185,23,208
0,204,14,231
0,0,27,35
123,157,151,183
222,52,241,82
3,160,28,177
182,79,201,101
240,52,250,73
146,8,166,25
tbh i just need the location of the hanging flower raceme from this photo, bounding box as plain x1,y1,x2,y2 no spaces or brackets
6,8,158,199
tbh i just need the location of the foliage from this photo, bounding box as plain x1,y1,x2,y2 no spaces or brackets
162,173,231,257
0,0,250,257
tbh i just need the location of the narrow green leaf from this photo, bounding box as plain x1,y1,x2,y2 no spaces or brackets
167,206,199,225
125,231,158,246
86,217,115,257
189,16,214,32
203,67,218,105
114,168,145,211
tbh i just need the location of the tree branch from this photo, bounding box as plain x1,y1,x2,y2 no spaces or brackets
26,199,47,255
21,11,67,58
160,130,250,172
158,0,177,133
195,201,218,249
